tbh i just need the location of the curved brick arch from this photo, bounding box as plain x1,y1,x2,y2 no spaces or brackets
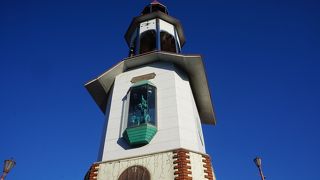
118,165,151,180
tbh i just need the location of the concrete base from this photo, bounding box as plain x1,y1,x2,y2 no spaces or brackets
85,148,216,180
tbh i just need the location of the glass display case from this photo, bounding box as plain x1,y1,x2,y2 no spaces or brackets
123,80,157,147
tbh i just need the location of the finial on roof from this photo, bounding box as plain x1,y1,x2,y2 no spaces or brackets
151,0,159,4
151,0,165,6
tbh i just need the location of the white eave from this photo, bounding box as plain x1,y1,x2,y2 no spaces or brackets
85,51,216,125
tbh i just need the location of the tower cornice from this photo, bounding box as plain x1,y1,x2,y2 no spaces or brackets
85,51,216,125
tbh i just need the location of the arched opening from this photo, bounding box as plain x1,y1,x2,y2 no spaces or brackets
160,31,177,53
140,30,157,54
118,166,151,180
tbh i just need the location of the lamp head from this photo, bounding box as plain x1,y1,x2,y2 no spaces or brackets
254,157,262,168
3,158,16,174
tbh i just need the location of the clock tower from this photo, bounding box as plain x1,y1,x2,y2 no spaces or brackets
85,1,216,180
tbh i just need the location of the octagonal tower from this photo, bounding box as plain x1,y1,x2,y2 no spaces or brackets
85,1,216,180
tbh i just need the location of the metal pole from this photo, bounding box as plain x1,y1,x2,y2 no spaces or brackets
0,173,6,180
258,166,265,180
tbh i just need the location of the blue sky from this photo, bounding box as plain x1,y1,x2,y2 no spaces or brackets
1,0,319,179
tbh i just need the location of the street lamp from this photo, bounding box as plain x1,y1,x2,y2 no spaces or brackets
1,158,16,180
254,156,266,180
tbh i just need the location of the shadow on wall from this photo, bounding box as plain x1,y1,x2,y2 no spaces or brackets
117,138,132,150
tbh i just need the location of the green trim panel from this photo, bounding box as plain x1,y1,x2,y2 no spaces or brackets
123,123,157,147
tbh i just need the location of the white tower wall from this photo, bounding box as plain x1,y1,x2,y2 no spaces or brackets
99,62,205,162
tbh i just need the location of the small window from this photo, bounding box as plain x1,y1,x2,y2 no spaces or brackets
118,166,150,180
140,30,157,54
160,31,176,53
128,82,156,128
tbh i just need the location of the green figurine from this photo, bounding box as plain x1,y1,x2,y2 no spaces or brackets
130,94,151,126
138,95,151,123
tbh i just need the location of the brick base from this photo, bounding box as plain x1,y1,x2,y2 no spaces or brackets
84,163,99,180
202,155,214,180
84,148,216,180
173,149,192,180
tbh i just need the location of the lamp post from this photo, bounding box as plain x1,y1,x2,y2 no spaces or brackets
254,157,265,180
0,159,16,180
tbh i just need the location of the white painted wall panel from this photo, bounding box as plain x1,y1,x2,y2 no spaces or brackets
173,67,206,153
189,152,207,180
100,62,206,161
159,19,175,36
139,19,157,34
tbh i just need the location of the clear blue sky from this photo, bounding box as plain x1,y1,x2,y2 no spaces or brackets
1,0,319,179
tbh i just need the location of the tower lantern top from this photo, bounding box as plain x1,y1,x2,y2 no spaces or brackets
125,1,186,57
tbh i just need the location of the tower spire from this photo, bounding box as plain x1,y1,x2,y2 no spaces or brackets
151,0,160,4
150,0,166,7
125,1,187,56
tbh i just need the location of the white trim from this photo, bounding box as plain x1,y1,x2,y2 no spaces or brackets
159,19,175,36
139,19,157,34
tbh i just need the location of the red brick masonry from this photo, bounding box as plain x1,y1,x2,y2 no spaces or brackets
202,155,214,180
85,163,99,180
173,149,192,180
